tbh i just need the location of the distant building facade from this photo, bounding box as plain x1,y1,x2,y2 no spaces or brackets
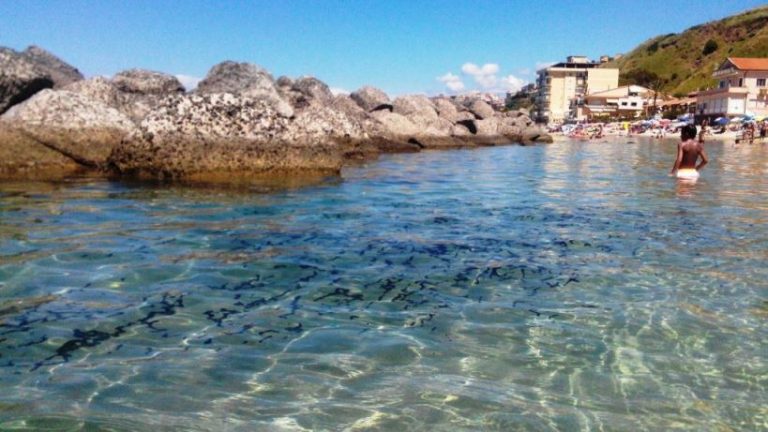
696,57,768,119
581,85,651,120
534,56,619,123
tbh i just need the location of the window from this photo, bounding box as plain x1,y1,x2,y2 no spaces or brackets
738,78,743,87
758,78,766,87
621,102,628,106
719,80,726,89
630,102,638,107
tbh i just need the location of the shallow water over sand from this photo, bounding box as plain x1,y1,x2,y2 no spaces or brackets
0,138,766,431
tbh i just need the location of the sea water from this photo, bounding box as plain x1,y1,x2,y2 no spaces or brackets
0,138,766,431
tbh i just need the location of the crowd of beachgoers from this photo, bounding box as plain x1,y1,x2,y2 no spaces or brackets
549,114,768,144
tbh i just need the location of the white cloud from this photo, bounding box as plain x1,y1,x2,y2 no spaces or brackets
330,87,349,96
436,63,529,95
517,68,531,76
437,72,465,92
175,74,202,91
461,63,499,89
500,74,526,93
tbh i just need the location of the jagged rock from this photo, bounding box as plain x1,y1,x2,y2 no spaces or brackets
284,103,366,142
112,69,185,95
64,72,184,124
138,93,290,140
64,76,122,107
2,89,136,132
521,125,552,144
331,94,366,119
0,47,54,114
467,99,495,120
292,76,334,104
22,45,83,88
432,97,460,123
276,76,293,88
1,89,137,167
370,110,421,137
108,92,367,179
111,69,185,123
370,109,465,149
196,61,293,118
278,76,334,110
392,95,438,120
350,86,391,112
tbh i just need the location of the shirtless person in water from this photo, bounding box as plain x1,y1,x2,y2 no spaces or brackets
670,124,708,179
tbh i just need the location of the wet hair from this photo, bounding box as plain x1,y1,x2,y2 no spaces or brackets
681,124,698,141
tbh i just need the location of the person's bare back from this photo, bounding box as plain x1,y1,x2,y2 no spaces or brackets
671,124,708,177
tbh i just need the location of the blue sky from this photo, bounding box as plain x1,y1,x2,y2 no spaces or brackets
1,1,765,96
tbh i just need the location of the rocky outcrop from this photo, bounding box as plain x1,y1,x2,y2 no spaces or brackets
1,89,137,168
22,45,83,88
63,71,185,124
108,91,367,180
137,93,290,140
110,69,185,123
0,47,54,115
292,76,334,105
467,99,495,120
0,45,552,182
64,76,122,109
112,69,184,95
0,123,82,178
196,61,294,118
350,86,391,112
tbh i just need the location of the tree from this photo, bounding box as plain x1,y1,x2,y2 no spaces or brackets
702,39,719,56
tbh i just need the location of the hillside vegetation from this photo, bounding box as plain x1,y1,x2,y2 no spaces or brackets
603,6,768,97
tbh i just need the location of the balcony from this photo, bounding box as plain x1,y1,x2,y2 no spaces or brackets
696,86,749,98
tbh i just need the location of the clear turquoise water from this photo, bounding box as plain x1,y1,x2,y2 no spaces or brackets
0,139,766,431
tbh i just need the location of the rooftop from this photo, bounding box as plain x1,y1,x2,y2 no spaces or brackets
724,57,768,71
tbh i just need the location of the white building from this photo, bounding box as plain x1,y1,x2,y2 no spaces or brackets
534,56,619,123
696,57,768,119
581,85,652,120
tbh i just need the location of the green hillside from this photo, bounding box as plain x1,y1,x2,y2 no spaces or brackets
603,6,768,97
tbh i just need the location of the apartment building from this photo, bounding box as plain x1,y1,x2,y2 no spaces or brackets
581,85,651,120
534,56,619,123
696,57,768,119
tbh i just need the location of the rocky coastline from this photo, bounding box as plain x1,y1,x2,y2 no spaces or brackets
0,45,551,183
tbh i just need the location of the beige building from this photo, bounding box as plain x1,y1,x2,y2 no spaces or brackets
581,85,651,120
696,57,768,119
534,56,619,123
